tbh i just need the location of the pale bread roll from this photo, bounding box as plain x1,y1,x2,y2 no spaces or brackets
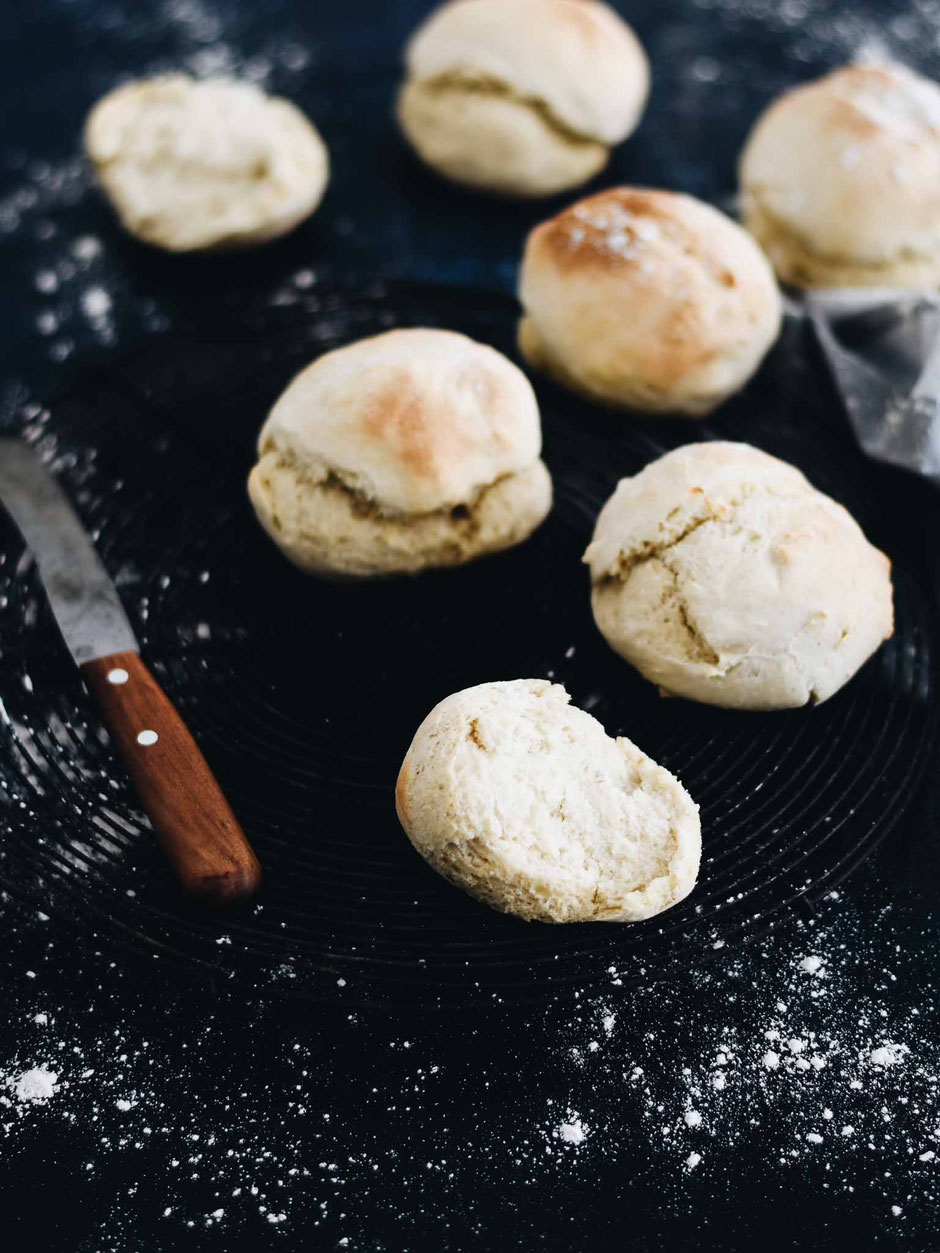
85,75,329,251
584,442,894,710
397,0,649,197
395,680,701,922
398,79,609,198
248,328,552,578
518,188,782,416
740,62,940,288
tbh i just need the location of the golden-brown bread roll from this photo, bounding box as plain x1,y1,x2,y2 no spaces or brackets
518,188,782,416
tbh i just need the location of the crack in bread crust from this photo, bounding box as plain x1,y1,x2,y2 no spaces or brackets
589,493,762,674
249,448,552,577
744,198,940,286
263,443,517,528
311,465,516,534
416,70,606,148
594,508,728,586
661,559,721,667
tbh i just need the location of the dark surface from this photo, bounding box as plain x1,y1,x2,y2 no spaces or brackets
3,284,937,1013
0,0,939,1249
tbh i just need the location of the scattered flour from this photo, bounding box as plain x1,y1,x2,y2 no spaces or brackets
692,0,940,78
0,810,937,1238
555,1115,589,1146
869,1043,909,1068
0,0,938,1243
0,0,319,376
12,1066,59,1104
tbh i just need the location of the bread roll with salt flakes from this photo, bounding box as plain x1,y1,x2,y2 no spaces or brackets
518,188,782,416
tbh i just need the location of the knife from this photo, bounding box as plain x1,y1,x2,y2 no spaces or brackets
0,439,262,905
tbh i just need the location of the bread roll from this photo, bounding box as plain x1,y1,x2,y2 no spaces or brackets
584,442,894,709
740,62,940,288
518,188,782,416
397,0,649,196
248,328,552,577
396,679,701,922
85,75,329,251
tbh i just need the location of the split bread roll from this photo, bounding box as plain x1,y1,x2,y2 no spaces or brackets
518,188,782,415
585,442,894,710
84,75,329,251
395,680,701,922
248,328,552,578
740,62,940,288
397,0,649,197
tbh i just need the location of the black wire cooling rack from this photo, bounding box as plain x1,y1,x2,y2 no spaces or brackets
0,281,936,1008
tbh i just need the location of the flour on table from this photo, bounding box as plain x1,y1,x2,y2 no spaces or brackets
6,1065,59,1105
554,1114,589,1146
869,1043,909,1068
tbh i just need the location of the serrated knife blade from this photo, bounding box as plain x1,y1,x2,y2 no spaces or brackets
0,439,138,664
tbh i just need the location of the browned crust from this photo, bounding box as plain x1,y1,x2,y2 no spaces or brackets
358,361,517,485
524,187,737,289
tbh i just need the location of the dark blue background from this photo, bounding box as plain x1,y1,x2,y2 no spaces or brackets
1,1,939,1249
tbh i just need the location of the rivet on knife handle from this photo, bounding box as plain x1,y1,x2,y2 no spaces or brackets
81,650,262,905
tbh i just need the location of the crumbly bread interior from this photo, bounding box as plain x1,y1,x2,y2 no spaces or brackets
85,76,329,251
395,679,700,922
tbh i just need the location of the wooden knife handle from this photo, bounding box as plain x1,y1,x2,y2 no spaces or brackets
81,650,262,906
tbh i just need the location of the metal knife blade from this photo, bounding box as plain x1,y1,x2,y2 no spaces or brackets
0,439,138,664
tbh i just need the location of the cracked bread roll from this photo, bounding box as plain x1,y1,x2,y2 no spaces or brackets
248,328,552,578
740,62,940,288
84,75,329,251
518,188,782,416
584,442,894,710
397,0,649,197
395,680,701,922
